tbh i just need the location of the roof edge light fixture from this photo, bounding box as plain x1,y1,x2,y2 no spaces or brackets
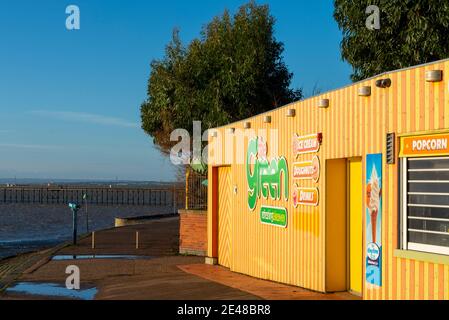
425,70,443,82
244,122,251,129
264,116,272,124
318,99,330,109
358,86,372,97
210,131,218,138
227,128,235,134
375,78,392,88
287,109,296,117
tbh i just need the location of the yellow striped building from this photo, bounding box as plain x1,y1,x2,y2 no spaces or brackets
206,58,449,300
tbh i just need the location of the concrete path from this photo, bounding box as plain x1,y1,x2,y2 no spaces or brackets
179,264,360,300
0,216,358,300
0,217,258,300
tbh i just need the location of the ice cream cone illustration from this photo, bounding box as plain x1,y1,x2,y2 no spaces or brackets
366,166,381,244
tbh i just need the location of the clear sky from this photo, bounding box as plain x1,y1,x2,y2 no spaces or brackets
0,0,351,182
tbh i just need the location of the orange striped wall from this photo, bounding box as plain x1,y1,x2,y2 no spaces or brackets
207,59,449,300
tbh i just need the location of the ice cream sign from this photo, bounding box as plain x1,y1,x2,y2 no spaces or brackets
366,154,382,287
246,137,289,227
400,133,449,157
293,133,322,156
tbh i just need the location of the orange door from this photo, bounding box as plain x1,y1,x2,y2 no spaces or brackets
218,167,232,268
349,159,363,295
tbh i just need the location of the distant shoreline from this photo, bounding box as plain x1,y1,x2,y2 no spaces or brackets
0,179,181,187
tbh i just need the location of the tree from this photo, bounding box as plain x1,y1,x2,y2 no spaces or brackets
334,0,449,82
141,1,302,154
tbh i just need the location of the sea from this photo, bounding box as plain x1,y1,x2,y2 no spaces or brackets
0,180,182,260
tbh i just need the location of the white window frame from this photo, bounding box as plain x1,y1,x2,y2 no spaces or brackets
402,159,408,250
401,156,449,256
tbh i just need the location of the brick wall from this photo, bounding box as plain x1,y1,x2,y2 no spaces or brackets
179,210,207,256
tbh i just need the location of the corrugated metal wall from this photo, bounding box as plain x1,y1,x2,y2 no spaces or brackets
207,59,449,300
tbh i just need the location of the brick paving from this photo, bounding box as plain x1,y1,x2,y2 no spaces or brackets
179,264,360,300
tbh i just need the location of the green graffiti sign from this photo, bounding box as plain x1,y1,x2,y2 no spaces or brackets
260,206,288,228
246,137,289,211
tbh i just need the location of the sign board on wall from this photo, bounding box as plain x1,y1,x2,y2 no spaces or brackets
246,137,289,228
292,186,319,208
260,206,288,228
366,154,383,287
293,133,322,157
400,133,449,158
293,156,321,182
291,133,322,208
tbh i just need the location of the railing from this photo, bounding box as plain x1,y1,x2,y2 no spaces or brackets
185,169,208,211
0,186,185,210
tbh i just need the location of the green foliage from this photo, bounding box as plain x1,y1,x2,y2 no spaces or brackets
141,1,302,153
334,0,449,82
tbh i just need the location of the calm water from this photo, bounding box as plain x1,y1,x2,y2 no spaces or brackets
0,204,174,259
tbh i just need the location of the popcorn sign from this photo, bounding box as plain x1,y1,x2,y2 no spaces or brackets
400,133,449,157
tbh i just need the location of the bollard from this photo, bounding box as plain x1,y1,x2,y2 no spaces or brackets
92,232,95,249
136,231,139,250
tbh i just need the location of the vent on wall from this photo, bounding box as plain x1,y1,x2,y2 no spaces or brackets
386,133,396,165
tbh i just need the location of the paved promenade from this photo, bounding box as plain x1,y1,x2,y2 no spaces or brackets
0,216,359,300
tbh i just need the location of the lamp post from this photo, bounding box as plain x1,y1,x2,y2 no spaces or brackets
69,203,81,245
83,193,89,233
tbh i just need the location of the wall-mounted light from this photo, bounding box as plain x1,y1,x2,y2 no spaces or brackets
227,128,235,134
244,122,251,129
375,78,391,88
287,109,296,117
358,86,371,97
318,99,330,108
210,131,218,138
264,116,272,124
426,70,443,82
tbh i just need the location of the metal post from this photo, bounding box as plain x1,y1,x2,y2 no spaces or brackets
72,208,78,245
92,232,95,249
84,193,89,233
173,186,176,214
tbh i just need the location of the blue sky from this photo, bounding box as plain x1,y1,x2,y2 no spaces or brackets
0,0,351,182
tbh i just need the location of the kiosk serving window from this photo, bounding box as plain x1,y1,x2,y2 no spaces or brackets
400,133,449,256
402,157,449,255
